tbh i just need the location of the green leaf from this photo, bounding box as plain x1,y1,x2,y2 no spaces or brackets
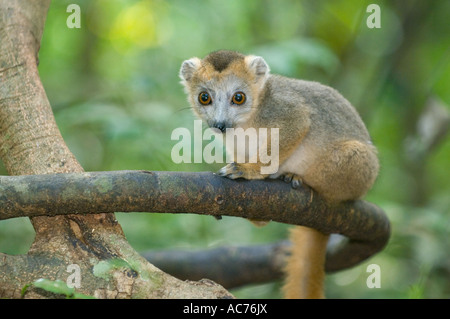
33,278,74,296
32,278,95,299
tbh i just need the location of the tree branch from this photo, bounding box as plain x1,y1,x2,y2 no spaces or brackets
0,170,391,272
141,235,357,289
142,241,290,289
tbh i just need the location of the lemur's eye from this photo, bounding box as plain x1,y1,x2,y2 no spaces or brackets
232,92,246,105
198,92,212,105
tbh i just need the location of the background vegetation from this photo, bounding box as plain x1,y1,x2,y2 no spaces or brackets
0,0,448,298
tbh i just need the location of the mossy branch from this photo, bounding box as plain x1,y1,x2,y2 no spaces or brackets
0,170,390,272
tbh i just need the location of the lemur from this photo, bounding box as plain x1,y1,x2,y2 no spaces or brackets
179,50,379,298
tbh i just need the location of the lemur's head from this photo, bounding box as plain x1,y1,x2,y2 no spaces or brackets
179,50,270,132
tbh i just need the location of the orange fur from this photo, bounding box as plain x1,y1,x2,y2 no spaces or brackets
283,226,329,299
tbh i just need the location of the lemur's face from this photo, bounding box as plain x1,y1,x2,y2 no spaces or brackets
179,50,269,132
185,72,255,132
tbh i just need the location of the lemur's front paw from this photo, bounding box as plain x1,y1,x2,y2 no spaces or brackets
218,162,245,179
280,173,303,189
218,162,264,180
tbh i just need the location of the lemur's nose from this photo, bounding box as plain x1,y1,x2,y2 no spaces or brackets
213,122,227,133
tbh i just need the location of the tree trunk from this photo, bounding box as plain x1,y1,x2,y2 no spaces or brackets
0,0,231,299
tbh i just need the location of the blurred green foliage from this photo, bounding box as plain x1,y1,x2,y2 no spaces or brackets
0,0,448,298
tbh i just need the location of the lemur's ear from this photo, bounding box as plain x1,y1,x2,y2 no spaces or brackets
245,55,270,84
179,57,201,83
